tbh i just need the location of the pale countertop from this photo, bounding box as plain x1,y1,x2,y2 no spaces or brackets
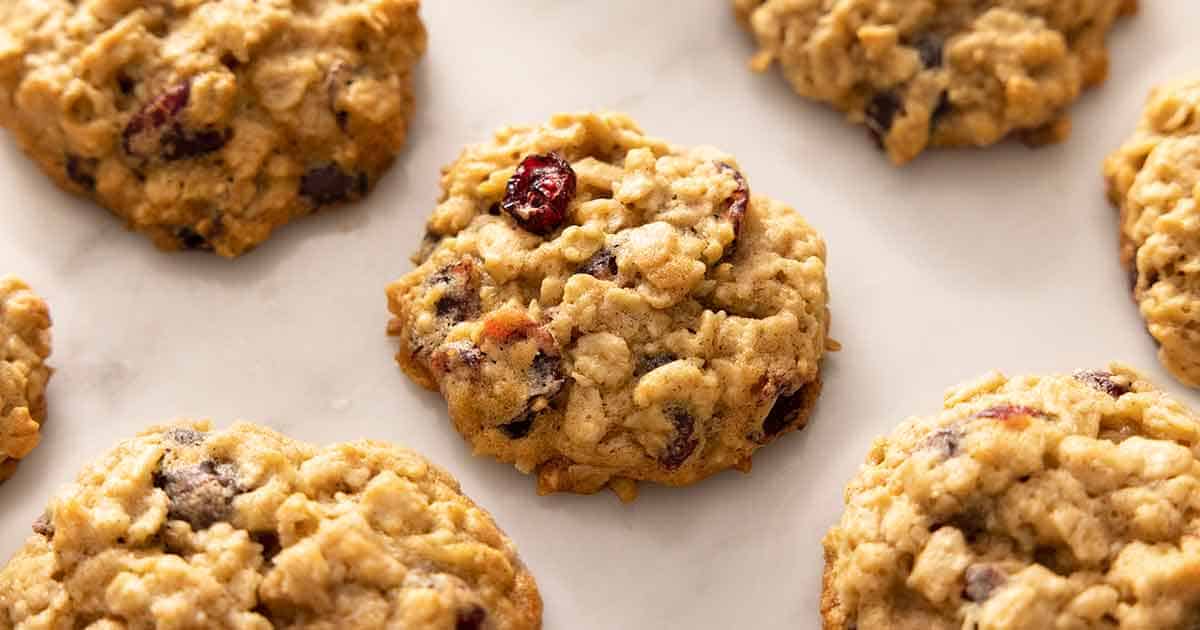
1,2,1197,628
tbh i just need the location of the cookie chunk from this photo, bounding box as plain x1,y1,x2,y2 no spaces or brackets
822,365,1200,630
0,276,51,483
736,0,1136,164
386,112,832,501
0,421,542,629
1105,78,1200,387
0,0,426,257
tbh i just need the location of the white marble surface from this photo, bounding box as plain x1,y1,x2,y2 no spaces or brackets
0,1,1197,628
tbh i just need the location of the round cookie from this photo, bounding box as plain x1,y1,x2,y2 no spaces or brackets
1105,78,1200,387
0,0,426,257
0,276,51,483
0,421,542,629
822,364,1200,630
735,0,1137,164
387,112,832,501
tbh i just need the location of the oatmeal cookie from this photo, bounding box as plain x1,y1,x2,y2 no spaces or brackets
386,112,832,501
0,276,51,483
0,421,541,629
1105,78,1200,387
735,0,1137,164
0,0,426,257
823,364,1200,630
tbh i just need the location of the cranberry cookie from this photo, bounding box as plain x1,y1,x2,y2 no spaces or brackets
387,112,832,501
1105,78,1200,387
0,0,426,257
0,421,541,629
823,365,1200,629
735,0,1136,164
0,276,51,483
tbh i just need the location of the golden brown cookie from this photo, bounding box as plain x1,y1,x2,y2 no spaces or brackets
823,365,1200,629
1105,78,1200,387
0,421,541,629
0,276,51,483
0,0,426,257
387,112,832,501
737,0,1136,164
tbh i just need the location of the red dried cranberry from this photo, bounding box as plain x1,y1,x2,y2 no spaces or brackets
500,154,576,235
975,404,1041,429
660,407,698,470
123,81,229,160
716,162,749,245
1073,370,1130,398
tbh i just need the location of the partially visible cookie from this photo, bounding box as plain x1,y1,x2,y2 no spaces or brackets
736,0,1136,164
387,112,832,501
0,276,51,483
822,365,1200,630
0,0,426,257
0,421,542,629
1105,78,1200,387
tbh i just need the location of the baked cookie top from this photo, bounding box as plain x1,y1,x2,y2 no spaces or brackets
0,276,51,483
1105,78,1200,387
0,0,426,257
822,365,1200,630
0,421,541,630
736,0,1136,164
387,112,831,501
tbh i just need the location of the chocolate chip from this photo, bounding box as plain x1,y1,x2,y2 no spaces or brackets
915,35,943,68
498,412,535,439
430,259,482,324
963,564,1006,602
577,248,618,280
164,427,205,445
636,353,677,376
1073,370,1130,398
660,407,698,470
456,605,486,630
251,531,282,562
865,92,903,146
528,351,564,399
65,154,96,191
761,382,813,439
922,426,962,458
153,460,240,530
174,226,210,250
299,163,361,207
32,513,53,538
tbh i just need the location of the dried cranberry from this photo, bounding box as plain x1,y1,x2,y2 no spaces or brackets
922,426,962,458
300,164,363,207
761,382,813,439
161,126,230,161
975,404,1041,428
65,154,96,191
456,606,486,630
1073,370,1130,398
716,162,749,245
963,565,1006,602
123,81,229,161
660,407,698,470
500,154,576,235
578,247,618,280
865,92,903,146
153,460,240,530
